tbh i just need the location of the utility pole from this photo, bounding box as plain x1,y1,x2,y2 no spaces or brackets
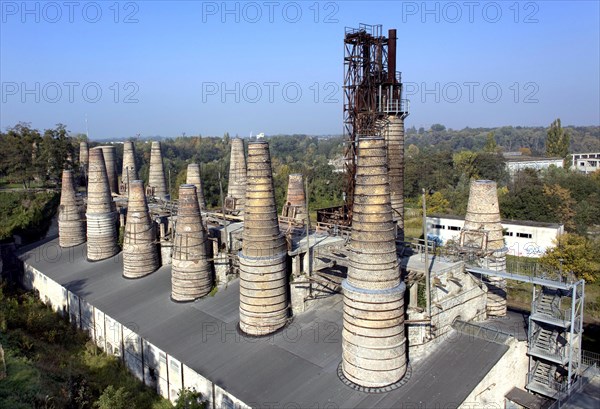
422,188,431,320
305,177,312,298
218,172,229,252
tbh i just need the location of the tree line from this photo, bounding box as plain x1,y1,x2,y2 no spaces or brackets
1,120,598,282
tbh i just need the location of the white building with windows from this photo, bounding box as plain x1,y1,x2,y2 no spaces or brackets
571,153,600,174
504,155,564,177
426,214,564,258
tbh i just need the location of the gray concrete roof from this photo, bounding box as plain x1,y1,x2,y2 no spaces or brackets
20,238,510,408
562,367,600,409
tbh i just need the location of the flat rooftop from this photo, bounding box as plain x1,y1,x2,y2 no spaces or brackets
19,238,510,408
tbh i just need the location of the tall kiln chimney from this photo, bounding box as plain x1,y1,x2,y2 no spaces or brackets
86,148,119,261
342,137,407,388
58,169,86,248
186,163,207,211
148,141,169,200
98,145,119,194
226,138,247,214
121,141,138,194
461,179,507,316
123,180,160,278
171,184,213,301
238,141,288,336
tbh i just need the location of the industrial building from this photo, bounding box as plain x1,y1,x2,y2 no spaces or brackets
503,153,564,177
571,152,600,174
13,24,596,409
426,215,565,258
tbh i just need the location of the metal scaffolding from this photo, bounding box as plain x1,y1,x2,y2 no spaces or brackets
319,24,409,227
465,264,585,400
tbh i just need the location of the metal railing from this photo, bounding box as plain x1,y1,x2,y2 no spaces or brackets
377,98,409,115
582,350,600,367
544,364,599,409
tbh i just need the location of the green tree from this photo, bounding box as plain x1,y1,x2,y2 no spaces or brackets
94,386,136,409
484,131,497,153
473,152,508,183
453,151,478,179
38,124,75,183
419,191,450,215
543,184,576,231
174,388,207,409
546,118,570,158
0,123,42,188
540,234,600,283
406,144,420,158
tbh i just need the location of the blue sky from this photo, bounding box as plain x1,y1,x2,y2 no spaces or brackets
1,1,599,139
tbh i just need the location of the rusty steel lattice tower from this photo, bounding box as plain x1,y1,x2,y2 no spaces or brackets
342,24,409,226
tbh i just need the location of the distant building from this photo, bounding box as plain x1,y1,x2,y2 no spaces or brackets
426,214,564,258
571,153,600,174
503,154,564,177
327,157,346,173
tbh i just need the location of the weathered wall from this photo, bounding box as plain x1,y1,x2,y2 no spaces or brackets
461,338,529,407
407,266,487,361
21,263,250,408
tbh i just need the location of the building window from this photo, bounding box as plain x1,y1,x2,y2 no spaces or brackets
448,226,461,231
170,360,180,372
516,232,532,239
159,352,167,365
433,224,445,229
504,231,513,236
581,162,585,166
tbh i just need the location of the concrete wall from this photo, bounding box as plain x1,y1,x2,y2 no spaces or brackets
427,216,564,258
21,263,250,408
461,338,529,407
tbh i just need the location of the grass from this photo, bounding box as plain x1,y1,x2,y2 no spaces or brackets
0,282,174,409
404,207,423,240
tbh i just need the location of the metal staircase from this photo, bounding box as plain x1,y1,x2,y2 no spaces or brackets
464,262,585,400
532,361,554,386
529,324,568,365
526,283,585,399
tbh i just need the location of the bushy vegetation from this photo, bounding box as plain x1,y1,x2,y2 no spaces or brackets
405,123,598,155
0,123,76,189
0,283,207,409
0,191,59,241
